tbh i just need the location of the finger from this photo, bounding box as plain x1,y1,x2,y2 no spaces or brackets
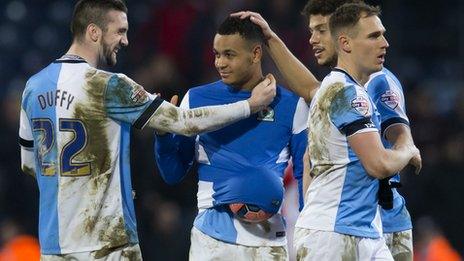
266,73,276,85
170,95,179,106
230,11,246,17
260,77,271,87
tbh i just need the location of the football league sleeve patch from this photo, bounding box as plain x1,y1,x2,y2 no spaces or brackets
366,74,410,137
330,85,378,136
105,73,163,128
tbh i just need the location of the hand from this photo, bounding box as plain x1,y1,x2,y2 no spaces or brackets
230,11,275,41
248,74,276,114
155,95,179,135
409,147,422,175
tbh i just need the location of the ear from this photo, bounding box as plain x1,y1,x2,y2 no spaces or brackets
339,35,351,53
252,44,262,63
87,23,102,42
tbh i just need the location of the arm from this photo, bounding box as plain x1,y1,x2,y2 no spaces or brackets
154,93,195,184
106,73,276,137
145,74,276,136
232,11,320,103
348,131,418,179
289,97,309,210
302,147,312,202
385,123,422,175
154,133,196,185
18,106,36,178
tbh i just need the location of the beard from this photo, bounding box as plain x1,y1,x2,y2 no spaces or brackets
101,42,117,67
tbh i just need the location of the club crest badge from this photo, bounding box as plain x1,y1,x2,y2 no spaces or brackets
380,90,399,109
351,96,370,116
257,107,275,121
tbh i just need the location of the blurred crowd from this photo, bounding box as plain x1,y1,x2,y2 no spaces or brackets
0,0,463,260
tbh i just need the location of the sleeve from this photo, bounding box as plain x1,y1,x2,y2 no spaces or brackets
366,74,409,137
104,73,163,129
330,85,378,137
154,91,196,185
19,100,36,177
290,98,309,210
19,107,34,148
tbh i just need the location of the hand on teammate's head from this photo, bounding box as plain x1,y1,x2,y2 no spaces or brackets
230,11,274,41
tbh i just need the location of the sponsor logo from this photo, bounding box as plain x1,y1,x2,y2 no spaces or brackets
351,96,370,116
257,107,275,121
380,90,399,109
276,231,286,237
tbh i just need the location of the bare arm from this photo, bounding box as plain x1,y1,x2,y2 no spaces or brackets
385,124,422,174
348,131,419,179
146,74,276,136
232,11,320,103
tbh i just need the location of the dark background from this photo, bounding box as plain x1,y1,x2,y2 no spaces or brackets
0,0,462,260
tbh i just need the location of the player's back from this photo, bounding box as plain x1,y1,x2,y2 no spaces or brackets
20,56,138,254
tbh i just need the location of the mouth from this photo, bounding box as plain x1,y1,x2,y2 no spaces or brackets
377,53,385,64
313,47,325,58
219,71,231,78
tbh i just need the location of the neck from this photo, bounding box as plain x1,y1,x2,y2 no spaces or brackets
238,67,264,91
336,56,369,86
67,41,98,68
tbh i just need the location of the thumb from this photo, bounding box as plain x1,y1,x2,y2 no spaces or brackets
170,95,179,106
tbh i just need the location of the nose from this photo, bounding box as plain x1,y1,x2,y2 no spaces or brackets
381,35,389,49
309,32,318,45
121,35,129,47
215,56,226,69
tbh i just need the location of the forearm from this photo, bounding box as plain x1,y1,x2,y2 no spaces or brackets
267,34,320,103
378,146,415,178
154,134,194,184
147,100,250,137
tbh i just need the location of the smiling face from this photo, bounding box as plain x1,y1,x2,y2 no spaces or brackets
99,10,128,66
213,33,261,88
308,14,337,67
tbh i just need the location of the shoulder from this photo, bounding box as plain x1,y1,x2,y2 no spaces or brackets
189,80,224,93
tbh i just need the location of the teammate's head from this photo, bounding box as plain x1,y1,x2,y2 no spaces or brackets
301,0,362,66
329,3,388,76
71,0,128,66
214,16,265,89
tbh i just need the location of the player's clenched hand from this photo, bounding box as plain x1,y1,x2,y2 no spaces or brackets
409,147,422,175
248,74,276,114
230,11,275,41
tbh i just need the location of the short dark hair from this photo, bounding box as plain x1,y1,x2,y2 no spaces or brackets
71,0,128,41
301,0,363,18
217,17,266,45
329,3,381,39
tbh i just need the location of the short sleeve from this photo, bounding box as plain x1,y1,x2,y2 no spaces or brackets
292,97,309,134
330,84,377,137
105,73,163,129
19,106,34,148
366,74,409,135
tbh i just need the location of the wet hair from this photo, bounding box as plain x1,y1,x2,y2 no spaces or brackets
71,0,128,41
217,16,266,45
329,2,381,39
301,0,363,18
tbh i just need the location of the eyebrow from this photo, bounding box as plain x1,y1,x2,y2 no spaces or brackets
367,29,386,38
